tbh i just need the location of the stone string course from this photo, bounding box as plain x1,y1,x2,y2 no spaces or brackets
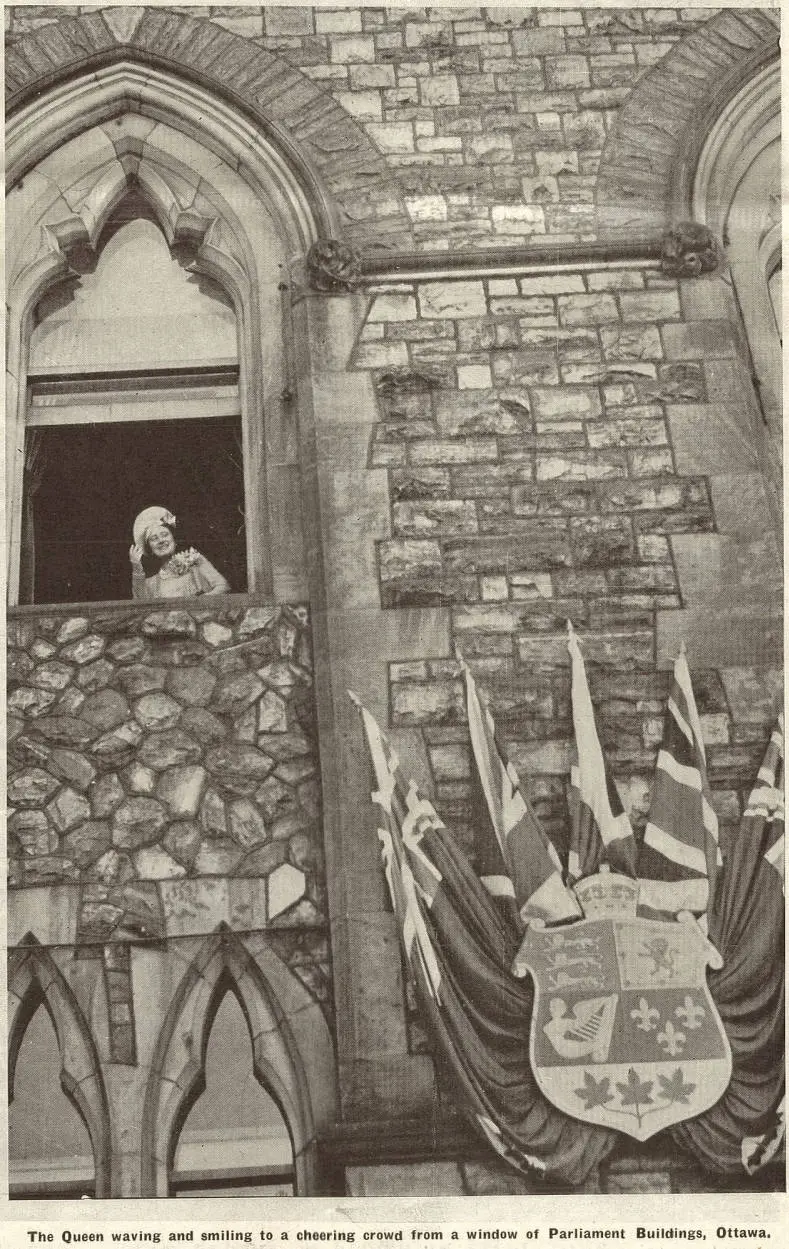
8,604,326,957
6,5,722,249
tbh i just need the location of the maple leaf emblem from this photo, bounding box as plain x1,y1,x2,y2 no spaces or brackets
658,1068,696,1105
616,1067,654,1108
574,1071,614,1111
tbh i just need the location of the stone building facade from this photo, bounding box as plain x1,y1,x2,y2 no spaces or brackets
5,5,782,1198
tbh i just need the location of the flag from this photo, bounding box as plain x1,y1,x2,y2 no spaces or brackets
672,716,785,1175
743,714,784,886
566,623,638,883
350,691,618,1184
460,655,581,926
350,692,444,1002
638,647,721,920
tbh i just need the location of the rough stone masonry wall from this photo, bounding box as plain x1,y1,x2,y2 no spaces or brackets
5,4,721,250
352,265,782,861
7,602,330,1056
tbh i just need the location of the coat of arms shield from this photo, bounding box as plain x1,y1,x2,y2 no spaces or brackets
513,874,732,1141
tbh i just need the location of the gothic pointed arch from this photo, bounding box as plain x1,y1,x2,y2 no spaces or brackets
140,925,336,1197
6,64,332,604
595,7,779,239
5,6,411,252
8,935,112,1198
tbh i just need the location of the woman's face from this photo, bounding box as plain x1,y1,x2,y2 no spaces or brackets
147,525,176,558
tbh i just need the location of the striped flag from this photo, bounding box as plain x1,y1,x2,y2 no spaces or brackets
638,647,722,920
567,623,638,883
460,655,581,927
739,720,785,1175
350,692,444,1002
743,714,784,886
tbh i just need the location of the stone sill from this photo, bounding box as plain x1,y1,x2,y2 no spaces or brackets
8,591,278,618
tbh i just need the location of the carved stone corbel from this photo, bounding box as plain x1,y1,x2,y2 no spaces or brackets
660,222,721,278
47,217,99,274
306,238,361,292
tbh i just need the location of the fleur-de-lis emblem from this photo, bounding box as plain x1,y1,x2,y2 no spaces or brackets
630,996,660,1032
657,1019,686,1057
675,994,705,1030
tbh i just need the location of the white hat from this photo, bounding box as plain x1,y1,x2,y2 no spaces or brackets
133,506,176,548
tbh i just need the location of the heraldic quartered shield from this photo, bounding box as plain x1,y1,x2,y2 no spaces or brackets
513,872,732,1141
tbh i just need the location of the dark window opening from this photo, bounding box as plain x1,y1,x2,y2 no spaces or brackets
22,412,247,605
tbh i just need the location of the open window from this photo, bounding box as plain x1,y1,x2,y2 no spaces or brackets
170,983,294,1197
21,192,247,605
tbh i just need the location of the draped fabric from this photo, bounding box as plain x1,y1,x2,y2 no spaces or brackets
353,679,784,1184
667,721,784,1172
354,693,618,1185
19,428,46,605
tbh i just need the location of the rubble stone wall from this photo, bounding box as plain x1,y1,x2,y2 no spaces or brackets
7,601,329,1010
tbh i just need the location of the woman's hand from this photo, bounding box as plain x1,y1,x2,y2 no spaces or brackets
129,543,145,571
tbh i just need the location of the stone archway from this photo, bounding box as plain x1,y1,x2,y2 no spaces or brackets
8,936,113,1197
5,5,411,253
140,925,336,1197
595,7,779,239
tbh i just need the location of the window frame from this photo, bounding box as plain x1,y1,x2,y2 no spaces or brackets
6,72,316,609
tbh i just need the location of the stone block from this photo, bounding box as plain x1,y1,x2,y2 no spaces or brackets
330,33,374,62
160,878,230,937
8,686,57,718
76,659,115,692
558,292,619,326
211,671,266,715
667,404,756,475
588,415,667,448
180,706,227,744
29,661,74,692
366,122,414,154
134,845,187,881
446,528,571,576
391,680,465,726
157,765,207,819
268,863,306,919
420,74,460,106
59,634,106,665
368,293,417,322
116,664,167,698
532,386,601,420
491,204,545,235
393,500,478,539
571,516,634,567
46,748,96,792
56,617,89,645
112,798,168,850
228,798,269,849
347,1162,465,1197
661,320,738,361
133,692,182,731
165,666,217,707
418,280,487,319
80,689,130,731
410,438,499,465
601,325,663,361
205,742,275,796
350,63,396,89
141,611,196,639
619,290,681,322
137,729,201,771
537,452,626,481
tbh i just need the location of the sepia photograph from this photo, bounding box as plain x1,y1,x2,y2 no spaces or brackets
4,0,784,1219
